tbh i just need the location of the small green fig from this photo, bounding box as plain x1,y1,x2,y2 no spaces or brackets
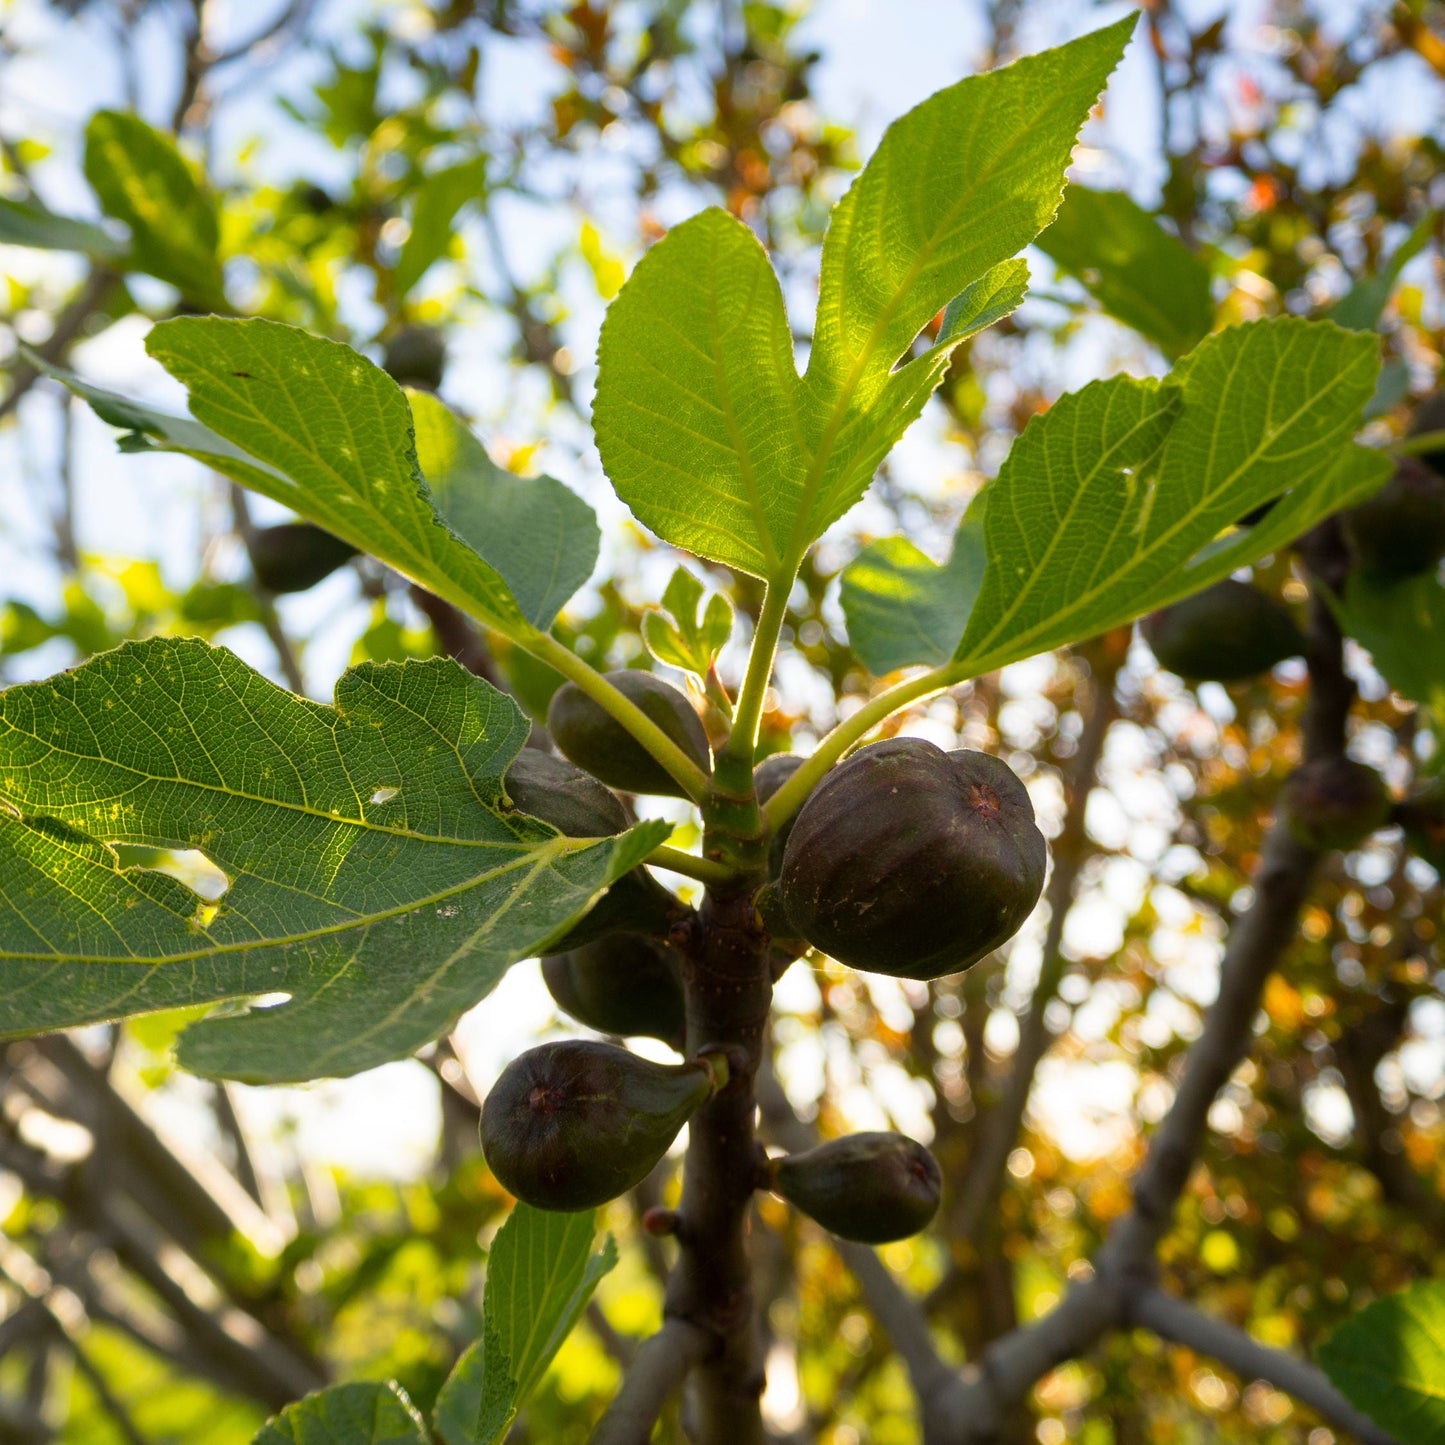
1281,756,1392,852
248,523,358,594
541,933,686,1047
1341,456,1445,582
547,670,711,798
381,323,447,391
1140,580,1305,682
769,1132,942,1243
778,738,1046,979
480,1040,714,1212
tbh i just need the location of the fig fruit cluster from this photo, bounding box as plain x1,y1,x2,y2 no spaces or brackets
1140,579,1304,683
480,1039,717,1212
767,1132,942,1243
548,670,711,798
776,738,1046,979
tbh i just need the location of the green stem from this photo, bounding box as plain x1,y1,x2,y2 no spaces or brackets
645,845,735,887
526,631,712,803
760,661,966,831
723,579,791,768
1394,427,1445,459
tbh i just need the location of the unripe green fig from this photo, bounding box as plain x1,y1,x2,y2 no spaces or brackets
769,1132,942,1243
381,323,447,390
1140,579,1304,682
479,1040,714,1211
247,523,359,594
754,751,806,874
541,933,686,1047
504,749,679,950
1398,780,1445,872
547,670,711,798
1281,756,1392,852
778,738,1046,979
1341,456,1445,581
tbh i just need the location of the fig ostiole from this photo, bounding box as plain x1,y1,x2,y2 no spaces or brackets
777,737,1046,979
767,1132,942,1244
1140,579,1304,683
541,932,686,1048
480,1039,718,1213
1281,756,1392,852
547,669,711,798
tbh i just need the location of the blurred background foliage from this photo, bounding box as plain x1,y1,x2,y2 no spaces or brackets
0,0,1442,1441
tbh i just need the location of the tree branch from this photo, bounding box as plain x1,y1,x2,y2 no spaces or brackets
589,1318,713,1445
1133,1289,1401,1445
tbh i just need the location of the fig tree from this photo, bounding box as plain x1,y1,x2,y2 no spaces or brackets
479,1039,715,1212
1281,756,1391,852
1140,579,1304,682
768,1132,942,1243
541,933,687,1048
1341,456,1445,582
247,523,358,594
547,670,711,798
777,738,1046,979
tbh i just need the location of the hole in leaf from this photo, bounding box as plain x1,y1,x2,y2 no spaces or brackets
370,786,400,805
111,844,231,901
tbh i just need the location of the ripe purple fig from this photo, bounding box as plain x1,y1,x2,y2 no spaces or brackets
480,1040,714,1212
541,933,686,1048
1281,756,1391,852
777,738,1045,979
1140,579,1304,682
1342,456,1445,581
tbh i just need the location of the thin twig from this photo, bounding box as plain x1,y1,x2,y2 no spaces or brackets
1133,1289,1401,1445
588,1318,713,1445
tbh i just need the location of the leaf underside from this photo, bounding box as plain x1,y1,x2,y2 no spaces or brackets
252,1382,429,1445
0,638,666,1083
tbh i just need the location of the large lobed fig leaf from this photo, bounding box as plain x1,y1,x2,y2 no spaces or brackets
0,637,667,1083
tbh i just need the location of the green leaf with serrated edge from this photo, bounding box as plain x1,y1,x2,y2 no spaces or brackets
938,260,1031,347
803,16,1135,441
252,1382,428,1445
1318,1279,1445,1445
409,390,599,630
1036,186,1213,357
0,638,669,1084
594,207,809,579
83,111,225,306
840,500,988,673
595,23,1130,582
1333,574,1445,730
952,317,1387,675
0,197,124,259
395,154,488,297
137,317,535,637
434,1206,617,1445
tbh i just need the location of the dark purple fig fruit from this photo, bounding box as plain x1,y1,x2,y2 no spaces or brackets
381,323,447,390
1140,579,1305,682
541,933,686,1047
248,523,358,594
755,751,806,874
547,670,711,798
1398,779,1445,872
505,749,629,838
1341,456,1445,582
768,1132,942,1244
504,749,678,950
1281,756,1392,852
777,738,1046,979
479,1040,714,1212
